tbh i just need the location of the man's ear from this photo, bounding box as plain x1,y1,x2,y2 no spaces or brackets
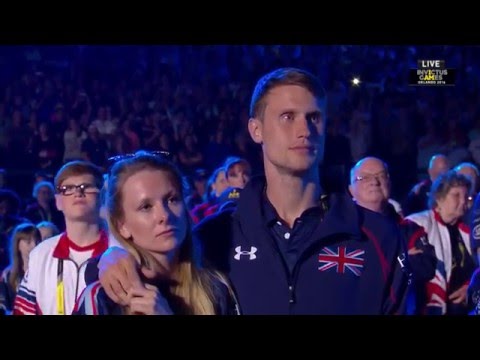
55,194,64,212
248,117,263,145
348,184,354,199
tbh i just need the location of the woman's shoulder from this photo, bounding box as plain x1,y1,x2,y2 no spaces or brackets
405,209,433,227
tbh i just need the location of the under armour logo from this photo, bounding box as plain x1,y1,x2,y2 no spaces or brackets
397,252,413,284
234,246,258,260
397,253,407,268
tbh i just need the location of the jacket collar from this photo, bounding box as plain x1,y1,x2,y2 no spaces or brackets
433,209,470,233
53,230,109,260
234,176,362,241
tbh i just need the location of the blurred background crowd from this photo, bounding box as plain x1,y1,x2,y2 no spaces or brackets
1,44,480,274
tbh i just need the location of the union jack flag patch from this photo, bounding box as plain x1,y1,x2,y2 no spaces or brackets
318,246,365,276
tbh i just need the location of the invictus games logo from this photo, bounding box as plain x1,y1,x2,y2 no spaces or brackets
409,60,455,86
228,188,240,199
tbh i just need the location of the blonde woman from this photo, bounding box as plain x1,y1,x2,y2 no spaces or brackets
74,152,236,315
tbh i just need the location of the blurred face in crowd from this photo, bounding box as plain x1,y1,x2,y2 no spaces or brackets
429,155,449,182
227,162,251,189
349,157,390,212
435,185,468,224
88,125,100,139
455,165,478,197
212,170,228,197
37,185,53,204
68,118,78,131
0,200,8,217
194,177,207,197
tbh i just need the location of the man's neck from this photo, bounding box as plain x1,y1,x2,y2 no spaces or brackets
366,202,387,215
265,167,321,228
358,200,386,214
65,220,101,246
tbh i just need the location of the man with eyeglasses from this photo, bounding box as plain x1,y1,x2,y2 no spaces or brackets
13,160,108,315
349,157,437,314
349,157,394,214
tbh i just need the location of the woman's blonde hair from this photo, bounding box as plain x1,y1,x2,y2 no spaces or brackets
107,151,220,315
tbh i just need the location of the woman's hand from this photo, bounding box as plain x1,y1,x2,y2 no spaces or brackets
129,284,173,315
449,284,468,304
99,247,142,306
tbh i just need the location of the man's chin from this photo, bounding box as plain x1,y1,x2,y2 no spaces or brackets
363,197,386,207
290,158,318,172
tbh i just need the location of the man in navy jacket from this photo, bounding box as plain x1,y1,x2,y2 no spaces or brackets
92,68,411,314
348,156,435,314
196,176,409,314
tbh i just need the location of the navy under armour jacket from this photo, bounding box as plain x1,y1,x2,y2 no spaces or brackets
195,176,411,315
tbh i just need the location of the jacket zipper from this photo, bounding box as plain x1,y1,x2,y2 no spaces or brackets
264,225,296,312
63,258,91,304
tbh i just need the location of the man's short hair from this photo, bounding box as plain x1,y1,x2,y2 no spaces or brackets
249,67,326,119
349,157,389,185
54,160,104,191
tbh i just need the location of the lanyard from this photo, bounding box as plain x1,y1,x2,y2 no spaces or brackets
56,259,65,315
